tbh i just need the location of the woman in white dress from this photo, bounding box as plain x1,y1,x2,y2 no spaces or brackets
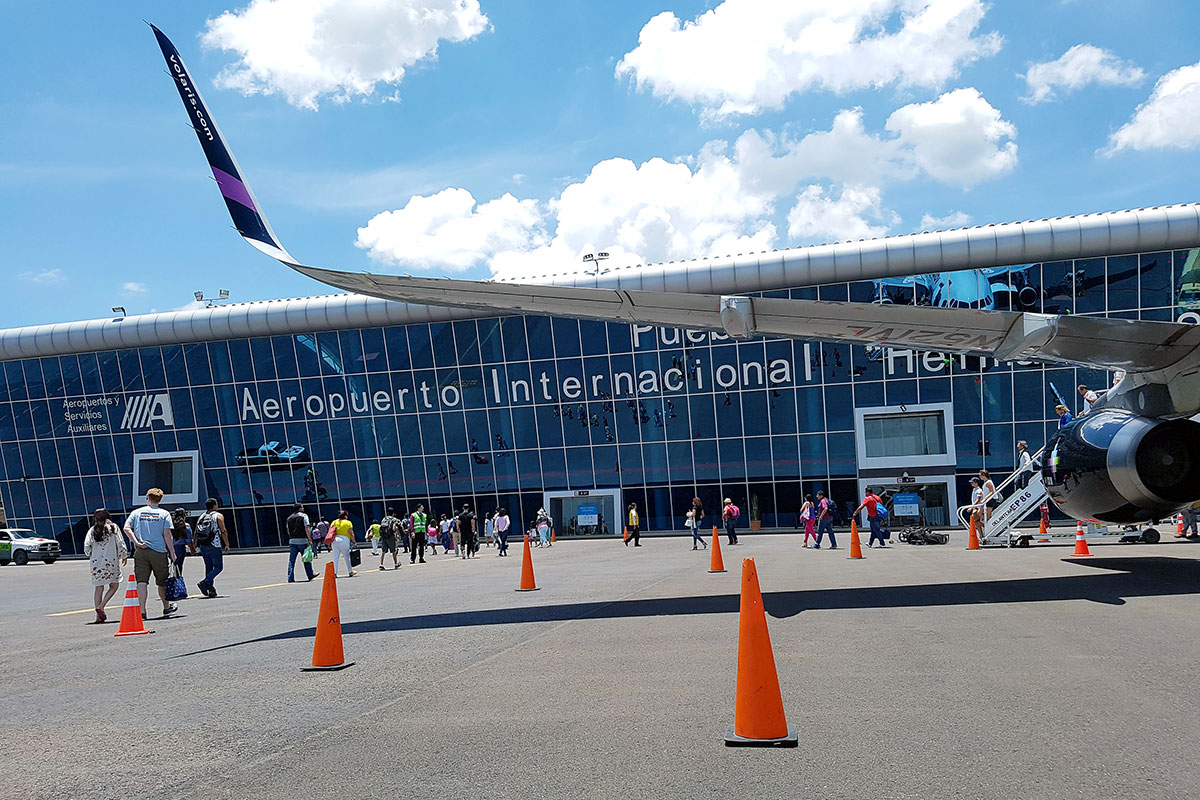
84,508,127,624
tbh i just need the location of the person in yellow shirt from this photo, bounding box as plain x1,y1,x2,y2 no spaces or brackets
625,502,641,547
330,510,356,577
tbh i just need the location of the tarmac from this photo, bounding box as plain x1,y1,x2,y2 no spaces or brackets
5,531,1200,800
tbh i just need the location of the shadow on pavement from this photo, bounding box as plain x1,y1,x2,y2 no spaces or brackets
174,557,1200,658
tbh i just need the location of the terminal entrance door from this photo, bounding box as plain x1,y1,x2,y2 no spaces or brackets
545,490,620,538
857,479,953,528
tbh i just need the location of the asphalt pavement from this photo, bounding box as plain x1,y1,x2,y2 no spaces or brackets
4,531,1200,800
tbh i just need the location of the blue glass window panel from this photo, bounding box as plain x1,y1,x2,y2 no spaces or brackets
169,388,196,430
430,323,457,367
501,317,528,361
357,458,383,499
96,436,119,473
350,417,379,459
213,385,240,426
302,419,331,462
586,445,615,485
458,366,487,410
75,437,97,474
551,318,582,358
527,317,554,360
410,370,438,413
478,319,504,364
984,423,1015,469
31,401,53,438
4,362,27,402
618,444,644,486
469,456,495,493
718,438,746,480
360,328,385,372
56,442,79,477
688,394,715,439
381,457,403,491
1073,258,1106,314
640,399,667,443
22,360,46,399
663,396,689,441
1039,260,1071,314
918,377,951,404
463,409,491,453
715,391,742,437
183,344,212,386
665,440,693,482
885,379,918,407
160,346,185,386
395,415,420,454
402,457,428,496
742,391,769,436
772,435,801,478
580,321,608,356
25,480,48,515
441,411,467,453
387,371,414,414
819,283,849,303
96,474,121,507
493,451,518,492
12,403,33,439
295,334,323,377
607,323,633,354
38,439,61,477
1106,255,1138,312
266,336,297,380
333,457,362,498
141,348,167,390
506,405,535,451
818,343,852,383
850,345,883,382
515,449,542,489
642,442,668,484
954,425,984,471
315,333,345,376
337,330,365,374
190,385,218,429
208,342,233,383
530,404,562,448
453,321,481,365
952,375,983,424
17,441,39,477
79,353,103,394
0,405,13,442
381,327,411,372
250,338,277,381
745,437,773,480
827,432,856,476
375,416,400,458
854,381,884,408
799,434,828,476
823,385,853,431
82,476,103,509
795,386,824,433
41,357,64,398
1140,251,1172,309
97,352,122,393
982,371,1013,422
419,411,446,455
488,409,513,451
175,428,199,450
540,448,567,490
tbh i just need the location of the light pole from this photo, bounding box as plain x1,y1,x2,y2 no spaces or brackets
193,289,231,307
582,251,610,276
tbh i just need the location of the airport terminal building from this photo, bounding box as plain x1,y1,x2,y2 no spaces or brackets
3,206,1199,554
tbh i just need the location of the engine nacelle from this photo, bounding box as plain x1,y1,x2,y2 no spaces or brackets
1043,412,1200,523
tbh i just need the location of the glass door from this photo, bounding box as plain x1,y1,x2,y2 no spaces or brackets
545,490,620,537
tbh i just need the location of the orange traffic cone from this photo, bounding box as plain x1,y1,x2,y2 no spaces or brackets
1039,514,1048,535
303,561,354,671
848,519,864,559
1176,514,1185,538
1072,521,1093,557
708,525,726,573
516,534,540,592
114,574,153,637
550,526,556,543
623,525,629,543
725,557,797,747
967,514,981,550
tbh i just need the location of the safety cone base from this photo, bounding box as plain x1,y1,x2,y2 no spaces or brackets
707,568,727,573
114,628,154,637
301,661,355,672
724,725,798,748
515,587,541,592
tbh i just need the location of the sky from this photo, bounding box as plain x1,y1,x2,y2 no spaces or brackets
4,0,1200,329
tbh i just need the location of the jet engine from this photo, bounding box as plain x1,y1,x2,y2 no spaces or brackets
1043,411,1200,523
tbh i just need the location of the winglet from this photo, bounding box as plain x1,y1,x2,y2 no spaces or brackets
149,24,299,267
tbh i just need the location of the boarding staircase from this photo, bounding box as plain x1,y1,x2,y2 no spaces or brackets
955,446,1048,547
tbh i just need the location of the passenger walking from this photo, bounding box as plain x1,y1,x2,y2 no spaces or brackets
855,488,887,548
800,495,816,547
625,503,641,547
84,508,127,624
313,517,330,553
330,509,356,577
123,488,178,618
368,519,381,556
536,508,552,547
194,498,230,598
979,470,999,521
408,504,428,563
1055,404,1074,428
427,522,440,555
484,512,495,547
722,498,739,546
1015,440,1034,490
380,507,403,568
813,490,837,549
458,504,477,559
969,478,984,527
285,503,316,582
495,508,511,556
1078,384,1099,414
1181,504,1199,539
170,508,192,575
687,497,707,549
440,514,455,556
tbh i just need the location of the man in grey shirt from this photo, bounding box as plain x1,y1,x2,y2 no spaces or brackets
123,488,177,618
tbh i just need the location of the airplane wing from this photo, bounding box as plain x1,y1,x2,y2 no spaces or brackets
293,264,1200,373
149,24,1200,378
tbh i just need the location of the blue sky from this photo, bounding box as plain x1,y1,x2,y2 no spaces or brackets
4,0,1200,328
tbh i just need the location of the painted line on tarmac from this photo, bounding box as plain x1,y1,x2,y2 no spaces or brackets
47,604,121,617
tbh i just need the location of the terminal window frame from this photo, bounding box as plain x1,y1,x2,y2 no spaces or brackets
131,450,201,506
854,402,956,471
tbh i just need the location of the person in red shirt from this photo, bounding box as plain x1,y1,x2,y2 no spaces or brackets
854,489,888,548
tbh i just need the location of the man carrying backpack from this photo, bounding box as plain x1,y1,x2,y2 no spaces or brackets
378,507,401,570
194,498,230,597
813,491,837,550
286,503,315,582
854,488,888,549
722,498,740,545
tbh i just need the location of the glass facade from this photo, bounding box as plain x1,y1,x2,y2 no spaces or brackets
1,249,1195,554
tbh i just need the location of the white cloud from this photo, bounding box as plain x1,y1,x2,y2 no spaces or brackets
18,268,65,285
122,282,148,294
1022,44,1145,104
919,210,971,229
202,0,489,110
885,88,1017,187
356,188,546,271
615,0,1001,117
1107,61,1200,153
356,89,1015,278
787,184,898,243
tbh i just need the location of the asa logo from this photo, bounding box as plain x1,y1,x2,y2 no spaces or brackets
120,393,175,430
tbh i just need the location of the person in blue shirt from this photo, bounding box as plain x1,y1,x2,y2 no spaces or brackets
122,488,177,619
1055,404,1074,428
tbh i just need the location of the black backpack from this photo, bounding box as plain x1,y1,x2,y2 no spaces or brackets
195,511,217,546
286,512,306,538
